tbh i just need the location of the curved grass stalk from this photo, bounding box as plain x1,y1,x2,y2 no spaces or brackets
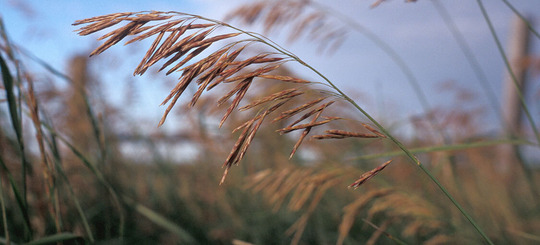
476,0,540,147
74,11,493,243
306,1,447,140
184,12,493,244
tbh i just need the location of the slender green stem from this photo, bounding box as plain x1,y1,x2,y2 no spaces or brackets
173,11,493,244
352,138,532,161
0,53,32,241
417,163,493,244
45,127,95,243
361,218,409,245
0,158,10,245
501,0,540,40
476,0,540,146
307,1,449,143
431,0,503,127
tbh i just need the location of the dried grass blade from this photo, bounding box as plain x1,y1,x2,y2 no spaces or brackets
177,29,214,53
161,68,198,105
288,12,323,43
238,111,269,161
313,130,380,140
134,30,165,75
289,103,325,158
158,91,182,127
348,160,392,189
220,54,270,77
224,119,254,167
196,47,232,78
217,78,251,105
311,134,345,140
166,43,212,75
183,48,230,81
278,117,340,134
219,78,252,127
126,20,185,44
130,25,155,36
152,27,186,55
225,63,282,83
182,33,241,52
206,46,247,90
362,123,387,138
258,74,311,84
239,88,301,111
273,97,325,122
288,101,334,127
184,23,216,30
290,128,310,159
232,98,291,133
91,21,145,56
190,77,212,107
76,19,124,36
73,12,133,26
128,12,173,22
153,30,199,67
220,118,256,185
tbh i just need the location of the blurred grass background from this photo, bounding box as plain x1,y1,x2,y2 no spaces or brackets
1,0,540,244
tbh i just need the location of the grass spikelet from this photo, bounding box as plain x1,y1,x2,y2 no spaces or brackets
237,110,268,161
219,77,253,128
288,101,335,127
348,160,391,189
239,88,302,111
257,74,312,84
277,116,341,134
362,123,387,138
312,129,381,140
225,63,283,83
221,117,255,184
273,97,325,122
74,11,380,184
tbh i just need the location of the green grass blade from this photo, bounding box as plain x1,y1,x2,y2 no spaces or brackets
0,53,22,149
0,54,33,240
44,129,95,243
0,157,32,241
361,219,408,245
431,0,502,127
42,124,124,241
476,0,540,146
351,139,532,161
24,233,83,245
501,0,540,40
0,159,10,245
122,196,196,244
0,23,32,214
28,52,127,238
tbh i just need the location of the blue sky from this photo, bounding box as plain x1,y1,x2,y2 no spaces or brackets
1,0,539,140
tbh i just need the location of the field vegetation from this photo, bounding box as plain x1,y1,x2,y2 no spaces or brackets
1,0,539,244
